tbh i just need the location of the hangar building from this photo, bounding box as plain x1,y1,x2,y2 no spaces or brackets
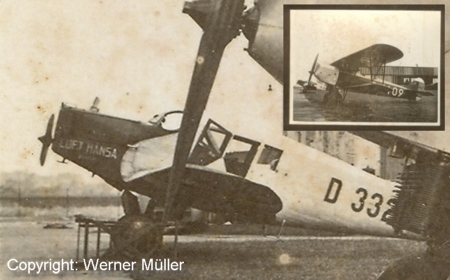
360,66,438,85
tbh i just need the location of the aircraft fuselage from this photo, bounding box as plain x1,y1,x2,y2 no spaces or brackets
313,63,423,100
50,103,400,237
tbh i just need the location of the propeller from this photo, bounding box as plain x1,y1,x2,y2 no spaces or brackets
38,114,54,166
163,0,245,222
306,53,319,91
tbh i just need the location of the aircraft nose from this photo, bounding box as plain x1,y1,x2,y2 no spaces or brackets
314,64,339,86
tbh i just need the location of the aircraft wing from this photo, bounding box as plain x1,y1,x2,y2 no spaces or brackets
125,165,282,224
414,90,435,96
342,81,434,99
331,44,403,71
343,81,401,92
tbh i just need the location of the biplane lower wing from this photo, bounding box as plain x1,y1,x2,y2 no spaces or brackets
343,81,434,100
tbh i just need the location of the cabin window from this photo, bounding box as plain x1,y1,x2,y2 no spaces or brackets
224,135,260,177
188,119,232,166
258,145,283,171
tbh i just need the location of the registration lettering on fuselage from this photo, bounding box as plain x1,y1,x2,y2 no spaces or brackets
324,177,388,220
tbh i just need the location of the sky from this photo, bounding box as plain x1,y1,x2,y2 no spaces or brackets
0,1,448,185
290,9,442,85
0,0,278,181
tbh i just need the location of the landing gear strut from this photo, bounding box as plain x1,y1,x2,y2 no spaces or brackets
106,215,162,261
102,190,164,261
323,87,343,106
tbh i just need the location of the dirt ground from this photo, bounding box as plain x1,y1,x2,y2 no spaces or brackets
0,218,428,279
293,89,438,123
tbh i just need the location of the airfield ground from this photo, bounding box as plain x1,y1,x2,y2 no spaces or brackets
293,89,438,123
0,218,427,280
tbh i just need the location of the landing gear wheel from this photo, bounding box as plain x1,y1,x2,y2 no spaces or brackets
107,215,162,261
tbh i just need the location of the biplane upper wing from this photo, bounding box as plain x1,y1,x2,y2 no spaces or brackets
331,44,403,71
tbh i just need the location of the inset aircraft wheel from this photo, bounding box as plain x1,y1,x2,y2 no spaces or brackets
323,92,331,103
108,215,162,261
324,90,342,106
329,91,342,103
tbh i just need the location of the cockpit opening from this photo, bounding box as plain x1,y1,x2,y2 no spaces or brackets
148,110,183,132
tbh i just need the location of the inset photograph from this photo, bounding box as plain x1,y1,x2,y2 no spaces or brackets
285,5,444,130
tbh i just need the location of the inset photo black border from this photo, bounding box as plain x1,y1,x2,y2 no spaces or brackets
283,5,445,131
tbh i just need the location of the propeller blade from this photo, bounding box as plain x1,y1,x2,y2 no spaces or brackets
163,0,244,221
38,114,54,166
307,53,319,86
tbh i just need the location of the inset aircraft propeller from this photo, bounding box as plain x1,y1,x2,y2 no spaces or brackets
307,53,319,87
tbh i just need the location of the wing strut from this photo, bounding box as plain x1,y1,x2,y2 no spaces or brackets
163,0,244,223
